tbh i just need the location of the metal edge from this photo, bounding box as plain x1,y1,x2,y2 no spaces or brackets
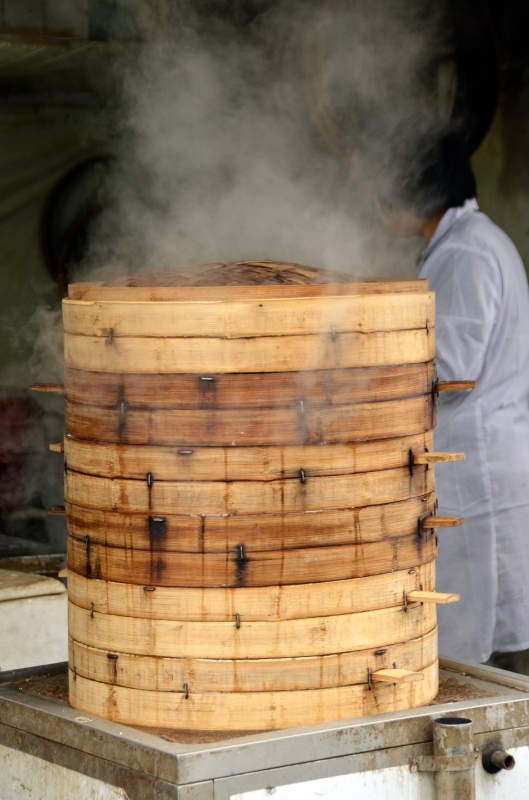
0,661,67,684
439,656,529,693
1,660,529,786
0,685,182,784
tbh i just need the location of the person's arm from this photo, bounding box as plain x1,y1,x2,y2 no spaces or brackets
431,244,502,382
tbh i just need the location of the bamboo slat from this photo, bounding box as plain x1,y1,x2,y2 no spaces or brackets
68,599,437,659
64,466,434,515
65,493,435,552
422,516,464,528
68,628,437,692
68,660,438,730
66,562,436,621
63,292,435,338
63,432,434,481
371,669,423,684
67,530,438,587
436,380,477,392
64,363,436,409
64,329,435,374
413,452,465,465
64,395,434,446
406,591,459,604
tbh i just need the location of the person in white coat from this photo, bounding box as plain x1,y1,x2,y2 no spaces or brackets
385,127,529,667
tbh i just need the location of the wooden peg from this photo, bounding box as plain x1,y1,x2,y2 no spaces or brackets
372,669,424,684
49,442,64,453
31,383,65,394
47,505,66,516
436,380,477,392
406,590,460,604
422,516,464,528
414,452,465,465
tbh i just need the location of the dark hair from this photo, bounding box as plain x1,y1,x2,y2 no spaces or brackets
387,124,477,218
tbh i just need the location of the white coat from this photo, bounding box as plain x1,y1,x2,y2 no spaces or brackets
418,200,529,663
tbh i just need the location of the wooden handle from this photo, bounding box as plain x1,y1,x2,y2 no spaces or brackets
414,452,465,465
47,505,66,516
371,669,424,684
31,383,65,394
436,381,477,392
58,568,69,579
422,516,465,528
49,442,64,453
406,590,460,604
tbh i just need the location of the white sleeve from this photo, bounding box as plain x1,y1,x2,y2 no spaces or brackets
431,245,502,381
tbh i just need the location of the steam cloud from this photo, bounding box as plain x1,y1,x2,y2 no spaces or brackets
78,0,443,282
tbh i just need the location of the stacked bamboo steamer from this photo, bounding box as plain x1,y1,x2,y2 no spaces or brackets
61,260,465,732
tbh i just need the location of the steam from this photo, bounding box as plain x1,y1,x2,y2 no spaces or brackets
78,0,442,282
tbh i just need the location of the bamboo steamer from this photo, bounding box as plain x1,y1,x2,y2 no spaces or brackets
64,260,455,732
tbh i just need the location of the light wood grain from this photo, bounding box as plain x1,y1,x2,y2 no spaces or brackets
406,591,459,604
68,628,437,692
413,452,465,465
66,562,436,621
64,329,435,374
63,432,434,481
63,292,435,338
64,395,434,446
67,530,438,587
64,466,434,515
65,493,436,552
68,660,438,730
72,279,430,303
371,668,423,684
68,599,437,658
64,362,436,409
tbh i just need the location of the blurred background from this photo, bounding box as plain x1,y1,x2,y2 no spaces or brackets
0,0,527,563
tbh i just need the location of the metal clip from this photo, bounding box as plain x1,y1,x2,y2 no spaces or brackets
417,517,424,539
108,328,114,344
403,591,408,612
146,472,153,488
374,649,386,656
299,399,305,415
331,325,337,342
299,469,306,484
85,535,90,552
408,448,414,476
107,653,118,660
367,667,372,690
143,586,156,592
426,320,430,335
200,376,216,382
178,450,194,455
237,544,246,562
118,399,127,418
236,613,241,629
149,516,167,541
73,666,77,681
183,683,189,699
90,602,94,618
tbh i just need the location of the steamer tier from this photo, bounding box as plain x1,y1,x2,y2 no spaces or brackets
60,260,467,732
